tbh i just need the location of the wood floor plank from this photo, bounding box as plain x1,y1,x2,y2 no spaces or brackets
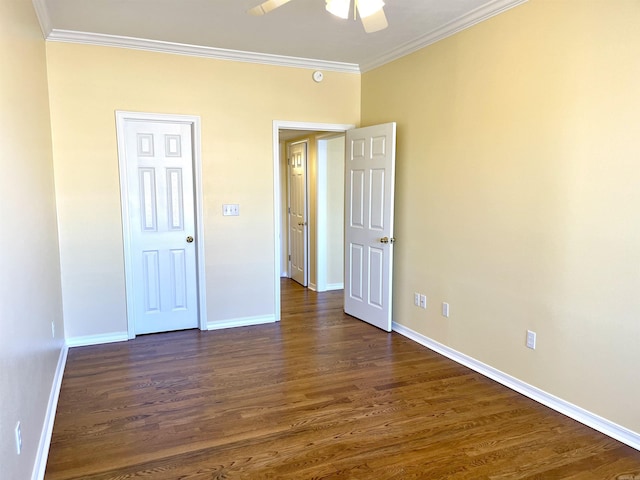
45,279,640,479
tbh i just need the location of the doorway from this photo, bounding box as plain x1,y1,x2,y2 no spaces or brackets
282,132,345,291
272,121,354,320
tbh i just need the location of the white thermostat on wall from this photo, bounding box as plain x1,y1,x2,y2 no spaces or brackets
312,71,324,83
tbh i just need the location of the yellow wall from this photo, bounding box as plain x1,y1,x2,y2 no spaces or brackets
0,0,65,477
324,135,345,288
45,42,360,336
362,0,640,432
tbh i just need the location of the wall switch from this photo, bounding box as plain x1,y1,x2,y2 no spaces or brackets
51,321,55,338
526,330,537,349
222,204,240,216
414,293,420,307
419,294,427,309
442,302,450,318
15,421,22,455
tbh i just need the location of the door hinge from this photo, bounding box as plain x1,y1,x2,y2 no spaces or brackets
288,255,291,261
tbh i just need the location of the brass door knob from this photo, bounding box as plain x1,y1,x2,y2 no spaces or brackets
186,236,194,243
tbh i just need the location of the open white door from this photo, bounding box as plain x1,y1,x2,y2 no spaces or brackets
344,122,396,331
288,141,308,286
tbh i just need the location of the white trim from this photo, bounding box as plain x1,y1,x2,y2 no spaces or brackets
31,344,67,480
308,282,317,292
31,0,52,38
207,315,276,331
326,283,344,291
46,30,361,74
191,117,209,330
360,0,528,72
392,322,640,452
115,111,208,339
273,121,355,322
66,332,129,348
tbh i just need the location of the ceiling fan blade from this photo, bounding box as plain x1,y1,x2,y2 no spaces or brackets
360,7,388,33
247,0,293,16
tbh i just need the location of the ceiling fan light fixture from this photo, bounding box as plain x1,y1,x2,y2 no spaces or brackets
325,0,350,19
356,0,385,19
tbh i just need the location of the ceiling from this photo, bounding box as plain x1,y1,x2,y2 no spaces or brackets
38,0,527,72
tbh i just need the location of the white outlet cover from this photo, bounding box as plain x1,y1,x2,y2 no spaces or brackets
420,294,427,309
442,302,450,317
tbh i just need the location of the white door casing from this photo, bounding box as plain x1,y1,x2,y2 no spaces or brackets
288,141,308,286
116,111,207,337
344,122,397,332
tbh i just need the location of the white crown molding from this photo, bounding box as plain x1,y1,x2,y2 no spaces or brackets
46,29,361,74
392,322,640,452
360,0,528,72
31,0,52,38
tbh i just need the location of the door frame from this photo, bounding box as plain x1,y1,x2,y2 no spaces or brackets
272,120,355,320
116,111,208,339
287,140,309,286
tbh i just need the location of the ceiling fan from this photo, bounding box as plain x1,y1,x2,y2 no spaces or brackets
248,0,388,33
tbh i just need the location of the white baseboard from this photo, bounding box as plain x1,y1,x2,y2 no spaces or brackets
308,283,317,292
392,322,640,452
314,283,343,293
65,332,129,348
207,315,276,331
32,344,68,480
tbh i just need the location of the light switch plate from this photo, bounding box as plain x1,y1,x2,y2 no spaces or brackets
223,204,239,216
526,330,537,349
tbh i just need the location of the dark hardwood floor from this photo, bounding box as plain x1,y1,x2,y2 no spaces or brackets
46,279,640,479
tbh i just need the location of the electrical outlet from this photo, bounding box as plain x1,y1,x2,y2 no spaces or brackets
419,294,427,309
51,321,55,338
414,293,420,307
526,330,537,349
15,421,22,455
442,302,450,318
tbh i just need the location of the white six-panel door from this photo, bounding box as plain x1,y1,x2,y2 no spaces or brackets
288,141,308,286
119,117,199,335
344,123,397,331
